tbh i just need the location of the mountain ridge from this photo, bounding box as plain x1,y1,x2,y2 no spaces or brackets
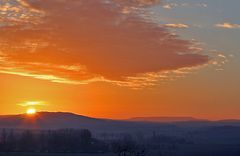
0,112,240,133
127,116,204,122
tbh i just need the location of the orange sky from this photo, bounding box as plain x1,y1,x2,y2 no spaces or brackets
0,0,240,120
1,69,239,120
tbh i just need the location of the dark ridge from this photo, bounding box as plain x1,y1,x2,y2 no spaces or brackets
127,116,204,123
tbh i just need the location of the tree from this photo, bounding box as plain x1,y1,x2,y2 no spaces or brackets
0,129,7,151
19,130,35,152
111,135,146,156
79,129,92,151
6,130,16,152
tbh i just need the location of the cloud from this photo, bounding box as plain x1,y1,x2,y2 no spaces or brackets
208,50,230,72
0,0,44,27
162,3,179,9
162,2,207,9
215,23,240,29
0,0,209,88
18,101,46,107
164,23,189,28
114,0,160,6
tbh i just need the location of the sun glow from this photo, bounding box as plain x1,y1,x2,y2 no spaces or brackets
26,108,37,115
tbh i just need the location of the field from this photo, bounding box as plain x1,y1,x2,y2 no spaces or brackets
0,153,115,156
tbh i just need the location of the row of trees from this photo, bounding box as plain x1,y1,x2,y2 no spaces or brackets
0,129,108,153
2,129,180,155
0,129,147,155
111,135,146,156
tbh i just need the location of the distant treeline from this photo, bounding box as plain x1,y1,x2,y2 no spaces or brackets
0,129,108,153
0,129,148,155
6,128,239,156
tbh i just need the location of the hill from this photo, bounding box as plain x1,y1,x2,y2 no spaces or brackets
127,116,201,122
0,112,240,135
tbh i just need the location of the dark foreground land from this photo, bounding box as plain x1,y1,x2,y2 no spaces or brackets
1,113,240,156
1,146,240,156
0,128,240,156
0,153,115,156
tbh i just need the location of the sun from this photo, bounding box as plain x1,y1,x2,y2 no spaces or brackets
26,108,37,115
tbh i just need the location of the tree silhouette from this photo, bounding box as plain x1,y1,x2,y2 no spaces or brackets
19,130,35,152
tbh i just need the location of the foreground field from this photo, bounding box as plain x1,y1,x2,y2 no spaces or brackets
0,153,115,156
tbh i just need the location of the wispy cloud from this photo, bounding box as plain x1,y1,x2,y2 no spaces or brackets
162,2,207,9
18,101,46,107
164,23,189,28
215,23,240,29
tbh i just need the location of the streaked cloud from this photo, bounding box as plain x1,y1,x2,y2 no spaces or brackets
164,23,189,28
162,2,207,10
18,101,46,107
0,0,210,88
162,3,179,9
114,0,160,6
215,23,240,29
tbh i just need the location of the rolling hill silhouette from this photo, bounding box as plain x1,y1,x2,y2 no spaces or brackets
0,112,176,133
0,112,240,134
127,116,200,122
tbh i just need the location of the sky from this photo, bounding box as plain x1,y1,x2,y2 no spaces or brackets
0,0,239,120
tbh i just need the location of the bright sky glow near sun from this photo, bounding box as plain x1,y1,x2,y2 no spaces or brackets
0,0,239,119
26,108,37,115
